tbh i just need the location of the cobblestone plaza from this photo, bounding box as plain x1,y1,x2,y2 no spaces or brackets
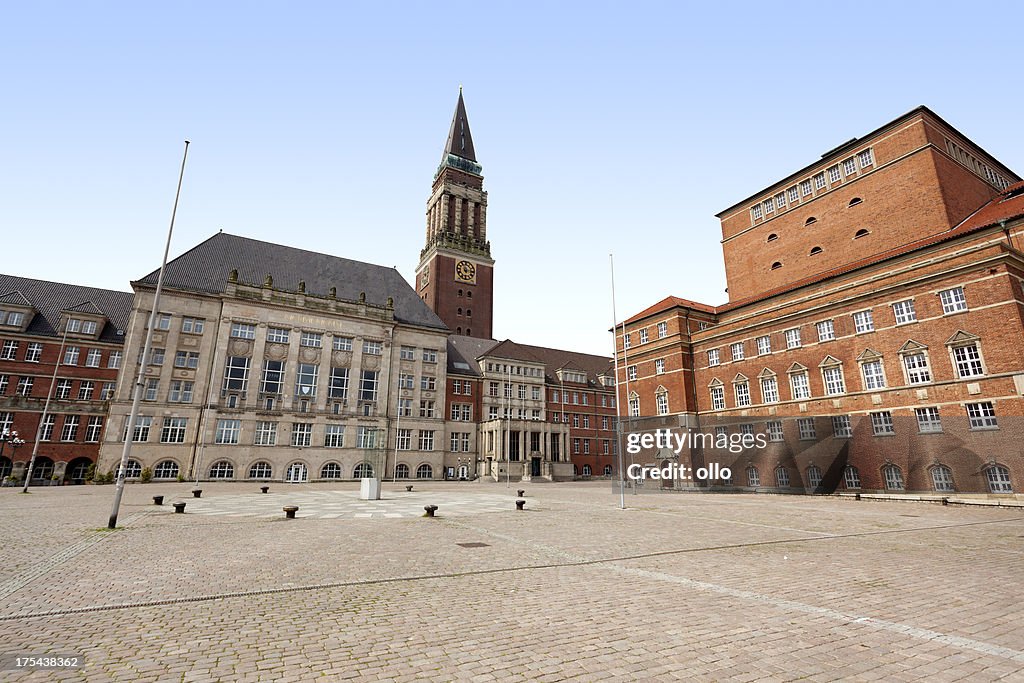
1,482,1022,681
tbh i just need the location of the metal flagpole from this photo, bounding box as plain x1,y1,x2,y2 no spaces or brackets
609,255,626,510
22,318,72,492
505,364,511,488
108,140,190,529
621,312,636,496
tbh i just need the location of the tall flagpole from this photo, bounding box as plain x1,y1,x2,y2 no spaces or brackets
609,254,626,510
505,364,511,488
108,140,190,529
22,318,72,492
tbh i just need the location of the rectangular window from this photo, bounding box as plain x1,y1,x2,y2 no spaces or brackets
797,418,816,440
422,349,438,363
396,428,412,450
450,403,472,421
790,372,811,400
421,376,437,391
160,417,187,443
61,415,80,442
357,426,378,449
419,400,434,418
843,158,857,176
101,382,115,400
5,340,25,360
800,179,813,196
730,342,744,361
871,411,895,436
17,376,34,396
143,378,159,400
853,310,874,333
531,386,541,400
64,346,80,365
223,356,251,393
108,351,122,369
397,398,412,416
892,299,917,324
816,320,835,342
126,415,152,442
301,332,323,348
328,367,349,400
657,322,668,338
764,199,774,214
775,193,786,210
78,380,94,400
174,351,200,369
766,421,784,442
903,353,931,384
623,333,631,349
939,287,967,314
399,373,415,390
254,421,278,446
260,360,285,395
785,328,801,349
858,148,874,167
832,415,852,438
418,430,435,451
627,365,637,381
291,423,313,447
26,342,43,362
823,366,845,395
230,323,256,339
712,385,729,411
295,363,319,397
655,359,665,374
761,377,779,403
40,413,56,440
400,345,416,360
639,329,648,344
361,339,381,355
182,317,204,334
756,336,771,355
333,336,353,351
215,419,241,444
751,204,763,220
915,407,942,433
56,378,73,399
861,360,886,390
952,344,984,378
266,327,290,344
85,348,102,367
734,382,751,407
708,349,720,367
828,165,841,183
966,402,997,429
788,186,799,203
813,172,827,190
85,416,103,442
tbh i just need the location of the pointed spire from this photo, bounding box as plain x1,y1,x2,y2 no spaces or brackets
443,88,477,163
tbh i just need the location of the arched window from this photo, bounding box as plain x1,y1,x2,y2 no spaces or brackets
582,464,592,476
844,466,861,489
746,466,760,487
882,464,904,490
0,457,11,480
154,460,179,480
807,464,823,490
117,459,142,478
209,461,234,479
457,308,463,315
931,465,954,492
986,465,1012,493
467,291,472,299
456,327,462,334
416,463,433,479
466,309,471,317
249,462,272,479
320,462,342,479
353,463,374,478
395,463,410,479
771,262,782,270
855,229,870,239
466,328,472,335
809,246,823,256
848,197,863,207
775,466,790,487
603,465,612,476
33,457,55,480
767,233,778,242
805,217,817,226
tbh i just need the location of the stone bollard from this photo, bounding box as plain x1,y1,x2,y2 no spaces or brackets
152,495,164,506
283,506,299,519
260,486,269,494
406,485,414,492
854,493,860,500
424,505,438,518
517,489,525,497
172,502,186,513
941,497,949,506
192,489,202,498
516,499,526,511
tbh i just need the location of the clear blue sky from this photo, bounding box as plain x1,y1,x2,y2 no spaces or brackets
3,1,1022,355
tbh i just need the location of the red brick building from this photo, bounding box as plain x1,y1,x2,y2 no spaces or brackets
0,276,132,484
618,107,1024,495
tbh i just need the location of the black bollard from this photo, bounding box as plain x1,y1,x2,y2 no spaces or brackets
172,502,186,513
192,489,202,498
424,505,438,518
152,495,164,505
283,506,299,519
516,499,526,510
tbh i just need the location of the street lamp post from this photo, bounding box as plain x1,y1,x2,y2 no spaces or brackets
1,430,26,484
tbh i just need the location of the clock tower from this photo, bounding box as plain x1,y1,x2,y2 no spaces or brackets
415,89,494,339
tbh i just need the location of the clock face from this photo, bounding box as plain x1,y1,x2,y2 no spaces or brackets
455,260,476,282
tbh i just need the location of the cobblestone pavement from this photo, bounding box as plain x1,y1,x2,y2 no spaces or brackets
1,481,1022,681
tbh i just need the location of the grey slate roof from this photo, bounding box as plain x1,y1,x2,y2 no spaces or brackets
446,335,613,387
0,274,134,343
135,232,448,331
447,335,500,375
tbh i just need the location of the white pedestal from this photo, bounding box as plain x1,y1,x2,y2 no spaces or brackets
360,477,381,500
